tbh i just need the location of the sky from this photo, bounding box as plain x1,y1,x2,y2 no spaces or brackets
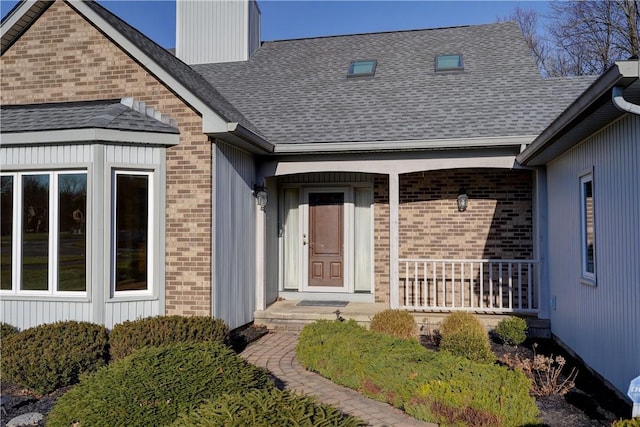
0,0,550,48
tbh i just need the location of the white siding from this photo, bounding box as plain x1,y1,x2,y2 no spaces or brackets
104,300,161,329
546,114,640,395
1,144,92,166
176,0,260,64
213,142,256,330
0,299,92,330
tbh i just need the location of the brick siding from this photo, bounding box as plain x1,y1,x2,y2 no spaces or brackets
0,1,211,316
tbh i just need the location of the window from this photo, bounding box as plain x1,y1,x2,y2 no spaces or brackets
435,54,463,71
580,173,596,282
347,60,377,77
113,171,153,294
0,171,87,294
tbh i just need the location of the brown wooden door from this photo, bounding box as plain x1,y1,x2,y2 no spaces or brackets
308,192,344,287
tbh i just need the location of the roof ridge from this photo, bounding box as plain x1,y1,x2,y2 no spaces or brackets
263,20,515,44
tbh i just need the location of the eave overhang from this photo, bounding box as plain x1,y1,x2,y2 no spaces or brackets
518,60,640,166
0,128,180,146
272,134,537,155
208,122,275,154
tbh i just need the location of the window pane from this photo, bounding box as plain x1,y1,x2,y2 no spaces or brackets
115,174,149,292
22,174,49,291
583,179,595,274
1,176,13,290
58,174,87,292
436,54,463,70
348,60,376,76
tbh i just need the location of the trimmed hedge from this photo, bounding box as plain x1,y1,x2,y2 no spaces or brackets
1,321,108,395
0,322,18,348
109,315,229,360
297,320,538,427
439,312,495,363
495,316,528,346
169,389,365,427
47,341,274,427
369,309,417,339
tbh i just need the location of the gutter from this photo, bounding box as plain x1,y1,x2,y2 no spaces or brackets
612,86,640,115
223,122,274,153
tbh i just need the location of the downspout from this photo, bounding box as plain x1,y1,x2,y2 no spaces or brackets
612,86,640,116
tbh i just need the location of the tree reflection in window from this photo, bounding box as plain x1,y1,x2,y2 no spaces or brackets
115,173,149,292
58,174,87,291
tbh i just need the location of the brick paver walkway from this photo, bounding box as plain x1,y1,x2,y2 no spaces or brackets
240,332,436,427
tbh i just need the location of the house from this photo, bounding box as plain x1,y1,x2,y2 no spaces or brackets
0,0,637,400
517,59,640,401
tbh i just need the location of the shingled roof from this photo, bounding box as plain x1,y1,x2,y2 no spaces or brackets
193,22,595,147
0,99,179,134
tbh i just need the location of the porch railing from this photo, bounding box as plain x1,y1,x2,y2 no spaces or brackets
397,259,538,313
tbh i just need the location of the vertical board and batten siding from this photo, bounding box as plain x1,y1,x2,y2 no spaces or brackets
0,144,164,330
264,176,279,305
213,142,256,330
176,0,260,64
546,114,640,395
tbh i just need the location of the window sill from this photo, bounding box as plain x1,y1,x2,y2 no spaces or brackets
579,277,597,287
0,294,90,303
108,294,158,303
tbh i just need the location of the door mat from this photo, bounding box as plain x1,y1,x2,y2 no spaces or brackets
296,300,349,307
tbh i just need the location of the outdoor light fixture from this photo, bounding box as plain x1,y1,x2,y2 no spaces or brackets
457,188,468,212
253,183,268,210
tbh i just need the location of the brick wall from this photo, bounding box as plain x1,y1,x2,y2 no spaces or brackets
0,1,212,315
373,175,389,303
399,169,533,260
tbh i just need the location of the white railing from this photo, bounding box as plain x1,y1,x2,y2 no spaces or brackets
398,259,538,313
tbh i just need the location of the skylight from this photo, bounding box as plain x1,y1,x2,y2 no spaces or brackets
435,54,463,71
347,60,377,77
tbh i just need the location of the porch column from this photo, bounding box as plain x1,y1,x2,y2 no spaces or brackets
389,172,400,309
255,200,266,311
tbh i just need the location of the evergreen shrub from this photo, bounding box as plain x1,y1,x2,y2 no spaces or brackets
495,316,528,346
0,322,18,347
47,341,273,427
169,389,365,427
439,312,495,363
0,321,108,394
297,320,538,427
369,309,417,339
109,315,229,360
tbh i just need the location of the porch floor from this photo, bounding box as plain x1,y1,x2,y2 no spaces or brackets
254,300,550,337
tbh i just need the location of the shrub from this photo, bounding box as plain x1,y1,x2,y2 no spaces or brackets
501,343,577,396
612,419,640,427
109,315,229,360
1,321,108,395
297,320,538,427
169,389,365,427
439,312,495,363
369,309,417,339
47,341,274,427
495,316,528,346
0,322,18,348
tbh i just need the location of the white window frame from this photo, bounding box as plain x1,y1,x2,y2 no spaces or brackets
111,169,154,297
579,171,596,285
0,170,89,297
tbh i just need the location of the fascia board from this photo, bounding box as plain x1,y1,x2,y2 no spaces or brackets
1,0,39,39
66,0,228,134
273,135,537,154
0,129,180,146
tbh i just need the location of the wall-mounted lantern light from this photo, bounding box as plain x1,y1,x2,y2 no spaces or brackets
253,183,267,210
457,188,468,212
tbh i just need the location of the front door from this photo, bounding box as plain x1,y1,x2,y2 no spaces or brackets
308,192,344,287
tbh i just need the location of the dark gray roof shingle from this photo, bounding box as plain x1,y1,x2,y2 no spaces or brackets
193,22,596,145
0,99,179,133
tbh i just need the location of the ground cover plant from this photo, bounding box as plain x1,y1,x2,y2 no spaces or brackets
47,341,273,427
109,315,229,360
296,320,539,427
169,388,365,427
1,321,108,395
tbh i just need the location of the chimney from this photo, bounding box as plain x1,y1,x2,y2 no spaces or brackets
175,0,261,65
